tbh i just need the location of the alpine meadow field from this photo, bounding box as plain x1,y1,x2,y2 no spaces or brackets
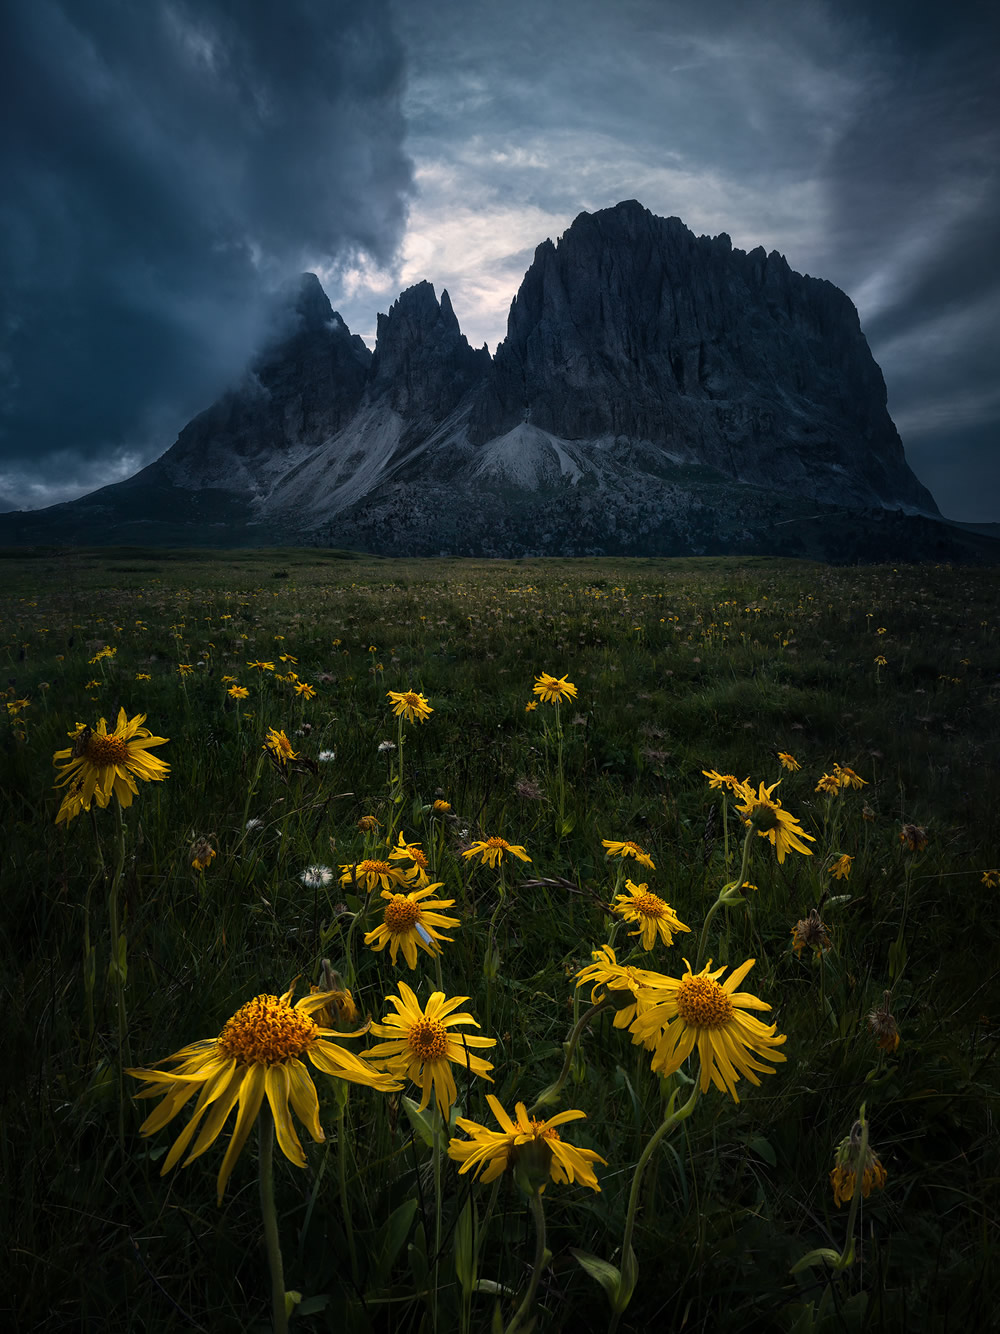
2,548,998,1334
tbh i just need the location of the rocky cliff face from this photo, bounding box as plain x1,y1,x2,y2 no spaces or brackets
0,201,947,557
470,201,935,512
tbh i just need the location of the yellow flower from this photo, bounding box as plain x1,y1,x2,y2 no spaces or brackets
357,814,381,832
177,664,194,676
828,853,853,880
874,654,888,667
612,880,691,951
702,769,751,797
432,799,451,814
462,837,532,868
227,685,249,700
524,700,539,712
734,780,815,863
364,884,460,969
830,1121,888,1207
387,689,433,723
448,1095,605,1191
294,682,316,699
135,673,151,681
53,709,169,825
815,772,841,795
532,672,577,704
777,751,800,771
388,832,431,886
126,982,400,1203
247,660,275,672
263,728,298,765
340,859,410,893
629,958,787,1103
602,838,655,870
364,982,495,1119
574,945,672,1029
190,837,216,872
833,763,867,789
982,869,1000,889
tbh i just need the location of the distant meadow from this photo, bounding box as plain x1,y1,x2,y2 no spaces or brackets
2,548,998,1334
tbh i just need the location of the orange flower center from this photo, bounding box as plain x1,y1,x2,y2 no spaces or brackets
359,860,393,876
623,841,644,856
675,975,735,1029
83,733,129,765
633,891,668,918
484,837,510,850
403,692,422,707
384,896,421,931
218,995,317,1064
406,1018,449,1061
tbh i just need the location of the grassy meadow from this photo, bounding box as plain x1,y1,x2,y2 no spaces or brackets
2,548,998,1333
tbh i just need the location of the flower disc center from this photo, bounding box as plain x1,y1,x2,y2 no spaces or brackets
484,837,509,850
384,896,421,931
675,975,735,1028
218,994,317,1064
407,1018,449,1061
85,734,129,766
634,892,667,918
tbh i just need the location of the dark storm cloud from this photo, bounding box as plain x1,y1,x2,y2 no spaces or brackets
0,0,412,507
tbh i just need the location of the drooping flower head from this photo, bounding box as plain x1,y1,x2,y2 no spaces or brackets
340,859,411,894
734,780,815,863
190,837,216,872
833,763,867,790
462,837,532,869
791,908,832,958
830,1119,888,1207
602,838,655,870
867,991,900,1053
629,958,787,1103
815,772,842,795
387,689,433,724
263,727,298,766
126,981,400,1203
53,709,169,825
364,883,460,969
828,853,853,880
389,832,431,886
702,769,751,797
448,1094,605,1192
777,752,801,772
574,945,672,1029
899,823,929,853
532,672,577,705
611,880,691,952
364,982,495,1120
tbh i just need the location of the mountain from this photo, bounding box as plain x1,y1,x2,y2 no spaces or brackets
2,199,992,563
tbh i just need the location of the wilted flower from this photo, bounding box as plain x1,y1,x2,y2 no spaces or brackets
791,908,832,958
190,837,216,872
830,1119,888,1207
357,814,381,832
777,751,800,771
899,823,929,852
828,853,853,880
867,991,900,1053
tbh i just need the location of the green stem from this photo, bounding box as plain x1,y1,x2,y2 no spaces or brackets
258,1108,290,1334
505,1188,547,1334
432,1114,443,1334
528,1000,611,1116
336,1102,359,1286
696,829,753,968
609,1080,701,1334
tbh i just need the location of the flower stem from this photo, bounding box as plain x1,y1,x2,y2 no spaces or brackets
505,1188,547,1334
609,1080,701,1333
528,1000,611,1116
336,1101,359,1286
258,1107,289,1334
696,828,753,968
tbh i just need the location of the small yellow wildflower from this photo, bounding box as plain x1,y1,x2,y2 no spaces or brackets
828,853,853,880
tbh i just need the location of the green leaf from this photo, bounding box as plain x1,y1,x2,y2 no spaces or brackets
400,1095,436,1148
618,1242,639,1313
374,1199,418,1285
569,1248,621,1309
454,1196,476,1296
748,1135,777,1167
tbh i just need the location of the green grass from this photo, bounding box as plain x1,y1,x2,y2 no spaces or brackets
1,551,998,1333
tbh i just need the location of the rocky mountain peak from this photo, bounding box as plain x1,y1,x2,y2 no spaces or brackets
369,281,490,419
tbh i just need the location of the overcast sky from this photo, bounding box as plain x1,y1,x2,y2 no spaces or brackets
1,0,997,519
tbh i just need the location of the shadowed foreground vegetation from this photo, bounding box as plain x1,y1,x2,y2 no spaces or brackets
2,550,998,1333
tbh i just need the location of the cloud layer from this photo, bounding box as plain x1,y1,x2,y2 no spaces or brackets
0,0,412,507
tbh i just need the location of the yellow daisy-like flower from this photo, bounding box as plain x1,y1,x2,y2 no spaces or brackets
126,982,400,1204
574,945,672,1029
815,772,842,795
227,685,249,700
702,769,751,797
53,709,169,825
364,982,495,1120
982,869,1000,889
387,689,433,724
364,884,461,969
734,780,815,863
432,799,452,814
462,837,532,868
629,958,787,1103
611,880,691,951
532,672,578,704
263,727,299,765
177,664,194,676
602,838,655,870
448,1095,605,1191
828,853,853,880
777,751,800,772
247,660,275,672
830,1121,888,1207
294,682,316,699
833,763,867,789
388,832,432,886
340,859,411,893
